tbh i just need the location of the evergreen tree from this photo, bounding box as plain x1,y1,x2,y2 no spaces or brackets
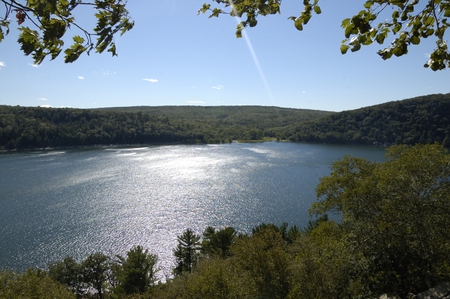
201,226,236,259
173,228,201,275
115,245,158,295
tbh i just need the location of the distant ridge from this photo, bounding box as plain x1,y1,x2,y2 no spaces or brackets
287,93,450,147
1,93,449,150
0,105,331,150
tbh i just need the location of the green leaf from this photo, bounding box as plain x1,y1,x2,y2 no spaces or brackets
18,28,41,56
313,5,321,14
198,3,211,14
393,23,402,34
410,35,420,45
444,8,450,17
435,27,445,39
73,35,84,44
352,16,361,28
392,44,407,56
340,44,350,54
249,19,257,27
64,42,87,63
107,43,117,56
405,4,414,13
345,24,356,38
294,18,303,31
362,36,373,45
351,40,361,52
210,8,222,18
378,48,393,60
270,2,281,14
364,1,374,9
425,16,435,26
236,23,244,38
423,28,435,37
341,18,351,28
302,13,312,25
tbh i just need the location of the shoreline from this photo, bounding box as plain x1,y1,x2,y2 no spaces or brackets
0,141,208,154
0,139,390,154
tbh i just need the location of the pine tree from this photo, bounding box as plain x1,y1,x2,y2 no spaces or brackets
173,229,201,275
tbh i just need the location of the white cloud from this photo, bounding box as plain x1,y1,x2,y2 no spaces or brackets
143,78,158,83
101,69,115,75
39,104,52,108
78,76,84,80
28,63,38,68
212,85,224,90
188,100,206,104
39,98,47,101
0,61,5,68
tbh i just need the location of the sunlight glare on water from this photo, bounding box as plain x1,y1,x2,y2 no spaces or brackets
0,142,385,277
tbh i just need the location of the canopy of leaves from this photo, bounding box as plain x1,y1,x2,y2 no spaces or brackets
201,0,450,70
0,269,75,299
0,0,134,64
312,143,450,296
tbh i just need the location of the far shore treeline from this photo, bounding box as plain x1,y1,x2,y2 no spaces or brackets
1,93,450,150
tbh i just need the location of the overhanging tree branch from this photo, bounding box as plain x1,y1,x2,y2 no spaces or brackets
200,0,450,70
0,0,134,64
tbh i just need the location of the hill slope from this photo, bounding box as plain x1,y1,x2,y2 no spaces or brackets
1,93,449,150
0,105,331,150
287,93,450,147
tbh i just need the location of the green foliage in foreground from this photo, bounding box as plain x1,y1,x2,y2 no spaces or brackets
0,0,134,64
0,269,75,299
201,0,450,70
1,144,449,299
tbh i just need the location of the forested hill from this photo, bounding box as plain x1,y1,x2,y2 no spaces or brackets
286,93,450,147
0,105,331,150
1,93,449,150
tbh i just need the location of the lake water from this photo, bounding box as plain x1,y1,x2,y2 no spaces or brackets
0,142,385,277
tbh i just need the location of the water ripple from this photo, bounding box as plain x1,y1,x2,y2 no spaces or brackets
0,143,385,276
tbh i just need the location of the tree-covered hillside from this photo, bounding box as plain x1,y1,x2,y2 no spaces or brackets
287,93,450,147
1,93,450,151
0,105,331,150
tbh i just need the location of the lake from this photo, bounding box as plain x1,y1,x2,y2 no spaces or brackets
0,142,385,277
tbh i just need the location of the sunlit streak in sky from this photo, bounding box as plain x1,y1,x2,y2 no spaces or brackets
227,1,276,105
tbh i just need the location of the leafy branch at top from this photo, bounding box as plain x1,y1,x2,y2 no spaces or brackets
198,0,281,38
200,0,450,71
0,0,134,64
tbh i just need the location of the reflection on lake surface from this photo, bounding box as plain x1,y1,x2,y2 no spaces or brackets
0,142,385,276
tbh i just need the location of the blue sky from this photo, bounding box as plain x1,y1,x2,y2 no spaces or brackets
0,0,449,112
